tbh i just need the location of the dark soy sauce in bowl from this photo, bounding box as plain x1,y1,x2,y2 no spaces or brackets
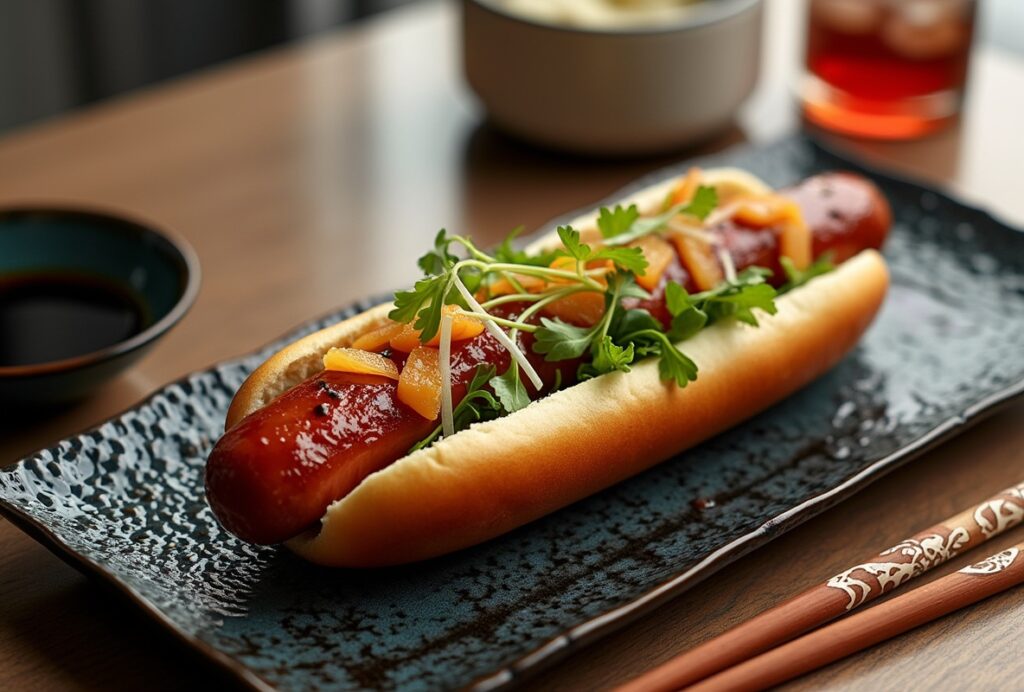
0,206,199,406
0,272,150,367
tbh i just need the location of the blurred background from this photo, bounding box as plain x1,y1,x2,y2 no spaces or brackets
0,0,412,133
2,0,1022,135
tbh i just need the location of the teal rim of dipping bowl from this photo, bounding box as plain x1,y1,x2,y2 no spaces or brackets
0,206,200,404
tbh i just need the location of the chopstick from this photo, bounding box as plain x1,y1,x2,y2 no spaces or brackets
618,482,1024,692
687,541,1024,691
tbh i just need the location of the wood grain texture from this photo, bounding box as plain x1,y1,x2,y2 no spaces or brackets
619,482,1024,692
534,404,1024,692
688,546,1024,691
1,1,1024,690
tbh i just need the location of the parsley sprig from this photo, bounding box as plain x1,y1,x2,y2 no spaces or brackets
391,228,636,344
780,253,834,293
537,265,779,386
599,185,718,246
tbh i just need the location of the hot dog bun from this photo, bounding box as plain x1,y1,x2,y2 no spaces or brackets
221,169,890,567
283,249,887,566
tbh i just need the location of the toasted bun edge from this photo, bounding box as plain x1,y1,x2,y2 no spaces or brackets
224,303,394,430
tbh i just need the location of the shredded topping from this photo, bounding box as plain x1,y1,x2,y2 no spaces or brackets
385,168,831,449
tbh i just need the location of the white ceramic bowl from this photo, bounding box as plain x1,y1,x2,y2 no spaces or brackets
462,0,763,155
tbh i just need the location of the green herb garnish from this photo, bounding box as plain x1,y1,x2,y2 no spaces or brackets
391,184,835,452
597,204,640,239
556,226,649,276
780,253,834,293
491,363,531,413
601,185,718,246
409,365,501,453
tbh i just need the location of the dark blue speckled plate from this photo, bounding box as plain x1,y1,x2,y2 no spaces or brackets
2,135,1023,691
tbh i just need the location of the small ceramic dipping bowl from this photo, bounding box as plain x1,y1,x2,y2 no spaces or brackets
462,0,763,155
0,207,199,407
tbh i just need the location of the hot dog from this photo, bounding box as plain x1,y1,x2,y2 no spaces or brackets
205,168,891,566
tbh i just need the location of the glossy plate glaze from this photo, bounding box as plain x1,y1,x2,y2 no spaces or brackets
1,136,1023,691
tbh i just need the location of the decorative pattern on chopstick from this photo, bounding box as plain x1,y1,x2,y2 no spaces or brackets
826,528,969,610
687,543,1024,692
974,484,1024,537
826,482,1024,610
961,547,1019,575
616,482,1024,692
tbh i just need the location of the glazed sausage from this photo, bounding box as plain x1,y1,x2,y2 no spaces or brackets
206,172,890,545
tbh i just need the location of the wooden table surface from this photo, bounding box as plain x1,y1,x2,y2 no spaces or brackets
2,1,1023,690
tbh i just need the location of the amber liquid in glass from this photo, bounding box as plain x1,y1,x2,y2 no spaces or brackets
803,0,976,139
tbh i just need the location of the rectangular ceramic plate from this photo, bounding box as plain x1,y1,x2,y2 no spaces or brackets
2,135,1023,691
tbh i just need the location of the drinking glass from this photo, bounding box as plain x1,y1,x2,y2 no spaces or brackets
802,0,977,139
